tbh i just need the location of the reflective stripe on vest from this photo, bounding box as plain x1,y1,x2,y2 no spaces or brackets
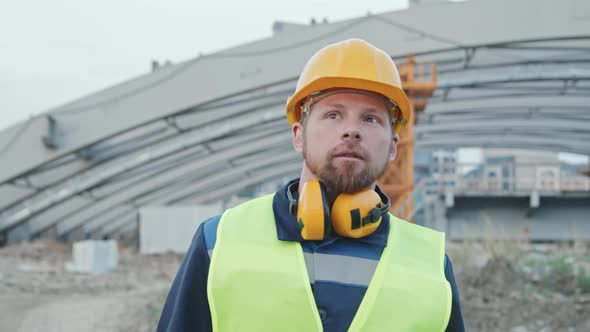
207,194,451,332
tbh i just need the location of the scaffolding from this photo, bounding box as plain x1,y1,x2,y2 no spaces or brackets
379,55,438,220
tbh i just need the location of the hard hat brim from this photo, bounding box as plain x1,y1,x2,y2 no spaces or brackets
286,76,411,133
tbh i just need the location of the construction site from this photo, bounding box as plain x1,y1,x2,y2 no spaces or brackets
1,0,590,331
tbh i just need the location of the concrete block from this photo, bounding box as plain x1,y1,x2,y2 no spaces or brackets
65,240,118,274
139,204,221,254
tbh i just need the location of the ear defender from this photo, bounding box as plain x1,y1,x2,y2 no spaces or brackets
331,189,386,239
287,178,391,240
289,179,331,240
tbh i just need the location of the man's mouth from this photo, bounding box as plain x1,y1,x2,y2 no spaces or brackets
333,151,364,160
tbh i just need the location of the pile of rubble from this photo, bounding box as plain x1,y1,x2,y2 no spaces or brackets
448,241,590,332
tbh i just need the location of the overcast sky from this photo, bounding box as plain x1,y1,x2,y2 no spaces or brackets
0,0,586,164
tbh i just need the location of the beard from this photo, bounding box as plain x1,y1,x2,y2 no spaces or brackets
303,138,390,193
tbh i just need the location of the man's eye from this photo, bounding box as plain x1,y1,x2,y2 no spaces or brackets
366,116,379,123
327,113,339,119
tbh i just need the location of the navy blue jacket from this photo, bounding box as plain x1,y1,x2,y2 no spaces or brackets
157,179,465,332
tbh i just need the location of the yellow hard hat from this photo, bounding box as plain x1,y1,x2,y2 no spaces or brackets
286,39,411,134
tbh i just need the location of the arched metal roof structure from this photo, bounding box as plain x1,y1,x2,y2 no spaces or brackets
1,0,589,242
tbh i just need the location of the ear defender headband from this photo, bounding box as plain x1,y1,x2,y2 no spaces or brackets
287,178,391,240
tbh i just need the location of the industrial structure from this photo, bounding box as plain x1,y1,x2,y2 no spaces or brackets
1,0,589,244
380,54,438,218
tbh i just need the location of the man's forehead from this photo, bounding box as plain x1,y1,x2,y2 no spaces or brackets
313,91,390,111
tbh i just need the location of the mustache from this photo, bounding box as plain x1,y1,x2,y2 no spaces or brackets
328,142,368,160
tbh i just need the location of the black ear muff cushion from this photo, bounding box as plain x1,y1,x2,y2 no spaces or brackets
287,182,299,216
375,184,391,213
318,181,331,236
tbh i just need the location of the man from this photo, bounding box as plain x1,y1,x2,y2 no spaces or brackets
157,39,464,332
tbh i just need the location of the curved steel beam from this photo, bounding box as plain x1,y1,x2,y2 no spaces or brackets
416,118,590,134
54,129,292,238
417,135,590,155
92,156,301,238
0,106,286,232
100,163,301,238
425,95,590,114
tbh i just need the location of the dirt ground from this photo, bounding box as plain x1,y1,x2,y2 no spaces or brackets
0,240,181,332
1,239,589,332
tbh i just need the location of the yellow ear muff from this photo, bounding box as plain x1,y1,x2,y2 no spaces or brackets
331,189,383,239
297,178,331,240
288,178,390,240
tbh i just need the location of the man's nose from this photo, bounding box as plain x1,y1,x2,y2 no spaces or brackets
341,128,362,142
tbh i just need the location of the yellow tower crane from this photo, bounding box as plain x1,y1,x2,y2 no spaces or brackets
378,55,437,220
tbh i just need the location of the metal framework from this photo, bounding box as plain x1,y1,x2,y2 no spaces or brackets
0,0,589,242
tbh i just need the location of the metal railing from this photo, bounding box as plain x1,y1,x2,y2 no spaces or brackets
431,162,590,194
394,161,590,220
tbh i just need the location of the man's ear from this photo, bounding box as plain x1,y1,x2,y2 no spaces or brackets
292,122,304,152
389,133,400,161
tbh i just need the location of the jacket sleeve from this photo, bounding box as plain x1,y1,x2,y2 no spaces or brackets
444,255,465,332
156,222,213,332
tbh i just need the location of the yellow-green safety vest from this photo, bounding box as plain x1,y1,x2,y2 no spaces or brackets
208,194,451,331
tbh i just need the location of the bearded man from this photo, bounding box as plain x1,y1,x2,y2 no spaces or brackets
157,39,465,332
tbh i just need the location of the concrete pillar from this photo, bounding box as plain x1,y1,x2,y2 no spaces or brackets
530,191,540,208
445,189,454,208
433,197,449,234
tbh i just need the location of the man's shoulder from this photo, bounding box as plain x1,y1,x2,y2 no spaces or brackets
390,214,445,235
201,214,222,252
200,193,278,252
226,194,275,212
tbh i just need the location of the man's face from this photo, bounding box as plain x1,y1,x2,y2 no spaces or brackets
292,91,399,193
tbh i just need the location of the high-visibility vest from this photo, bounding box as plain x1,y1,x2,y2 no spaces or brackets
208,194,451,331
